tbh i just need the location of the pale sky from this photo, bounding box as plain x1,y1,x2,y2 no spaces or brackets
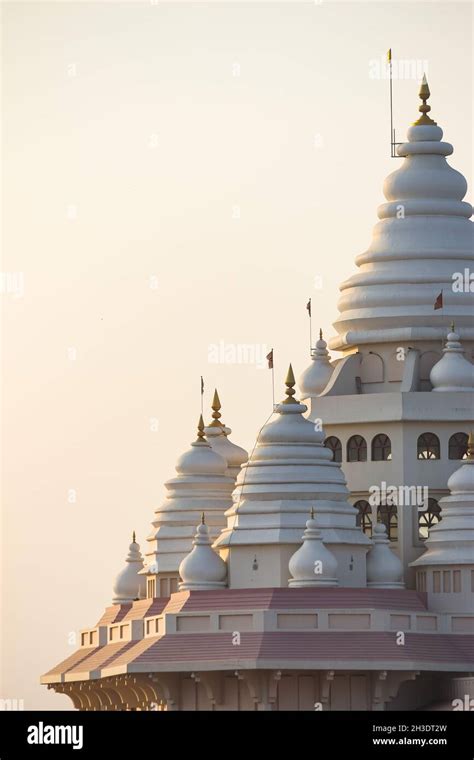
1,1,472,709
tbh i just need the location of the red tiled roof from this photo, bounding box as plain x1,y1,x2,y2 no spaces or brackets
65,641,138,675
41,646,98,680
131,631,473,667
162,588,427,614
95,597,169,626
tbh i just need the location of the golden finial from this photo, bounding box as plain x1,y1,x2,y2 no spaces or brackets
310,506,315,520
413,74,436,126
450,320,455,333
132,530,136,543
209,388,224,428
319,328,323,341
201,512,205,524
282,363,298,404
196,414,206,442
467,431,474,461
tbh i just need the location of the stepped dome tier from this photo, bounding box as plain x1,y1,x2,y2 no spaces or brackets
214,366,371,588
143,416,235,577
330,79,473,352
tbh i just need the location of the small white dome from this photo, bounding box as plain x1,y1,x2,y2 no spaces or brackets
298,332,333,400
112,534,146,604
288,513,338,587
179,518,227,591
366,523,404,589
430,330,474,392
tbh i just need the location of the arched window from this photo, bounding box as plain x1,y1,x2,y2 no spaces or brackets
417,433,440,460
371,434,392,461
377,504,398,542
324,436,342,462
418,498,442,540
448,432,468,460
347,435,367,462
354,500,372,537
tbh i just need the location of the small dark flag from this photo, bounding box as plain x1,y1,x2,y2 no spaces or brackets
434,291,443,310
266,349,274,370
306,298,312,318
200,376,204,395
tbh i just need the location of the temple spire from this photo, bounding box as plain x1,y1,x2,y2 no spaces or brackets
413,73,436,126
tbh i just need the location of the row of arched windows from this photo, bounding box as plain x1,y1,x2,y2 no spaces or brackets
324,434,392,463
417,432,468,460
353,498,441,542
324,432,469,463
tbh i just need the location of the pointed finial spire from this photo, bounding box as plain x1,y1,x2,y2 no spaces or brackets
282,364,298,404
209,388,224,427
132,530,136,543
196,414,206,442
310,506,314,520
319,328,323,341
467,431,474,461
413,74,436,126
450,320,455,333
201,511,205,524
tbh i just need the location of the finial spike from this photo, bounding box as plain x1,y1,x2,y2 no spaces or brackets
209,388,224,427
413,73,436,126
319,328,323,341
201,512,205,524
282,363,298,404
196,414,206,441
132,530,136,543
310,506,314,520
450,320,455,333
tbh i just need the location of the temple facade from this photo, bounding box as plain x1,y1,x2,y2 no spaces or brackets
42,78,474,711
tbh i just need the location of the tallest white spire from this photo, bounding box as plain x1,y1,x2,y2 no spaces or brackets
330,77,473,352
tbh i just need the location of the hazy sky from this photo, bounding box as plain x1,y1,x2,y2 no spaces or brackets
2,1,472,709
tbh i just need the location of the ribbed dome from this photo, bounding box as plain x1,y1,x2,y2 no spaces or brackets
330,81,473,352
112,534,146,604
298,331,334,400
179,517,227,591
430,330,474,392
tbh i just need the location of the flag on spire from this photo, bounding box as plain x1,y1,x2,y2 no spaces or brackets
434,291,443,310
266,349,274,370
306,298,312,318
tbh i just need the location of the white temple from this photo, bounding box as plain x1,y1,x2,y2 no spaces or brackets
42,78,473,711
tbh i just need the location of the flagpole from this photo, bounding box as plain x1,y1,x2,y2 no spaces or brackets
200,376,204,415
307,297,312,355
270,366,274,410
389,49,394,156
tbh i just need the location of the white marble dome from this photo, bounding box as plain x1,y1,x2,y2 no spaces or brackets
430,330,474,392
179,517,227,591
288,512,338,587
298,331,334,400
366,523,404,589
112,534,146,604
